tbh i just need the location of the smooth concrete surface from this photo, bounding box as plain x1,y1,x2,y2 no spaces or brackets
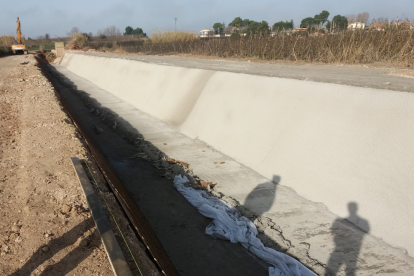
60,52,414,258
49,62,414,275
47,66,269,276
71,51,414,93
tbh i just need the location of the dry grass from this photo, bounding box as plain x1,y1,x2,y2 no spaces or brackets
0,36,14,46
87,27,414,66
150,31,199,43
104,28,413,66
65,33,88,50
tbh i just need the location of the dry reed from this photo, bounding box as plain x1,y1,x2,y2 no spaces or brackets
65,33,89,49
100,27,413,66
0,36,14,46
150,31,199,43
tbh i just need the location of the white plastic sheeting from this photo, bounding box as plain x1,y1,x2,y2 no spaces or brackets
173,175,316,276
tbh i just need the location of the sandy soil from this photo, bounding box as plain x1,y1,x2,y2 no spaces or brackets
0,55,159,276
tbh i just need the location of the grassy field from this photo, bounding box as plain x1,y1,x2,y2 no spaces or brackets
0,46,12,56
25,44,55,52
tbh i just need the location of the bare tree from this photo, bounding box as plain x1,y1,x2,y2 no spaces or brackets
67,27,81,37
350,12,370,24
98,25,121,37
346,14,356,23
360,12,370,24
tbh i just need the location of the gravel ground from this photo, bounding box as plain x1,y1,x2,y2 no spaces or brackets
0,54,160,276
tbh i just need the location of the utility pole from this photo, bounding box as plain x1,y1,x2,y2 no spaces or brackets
175,17,177,31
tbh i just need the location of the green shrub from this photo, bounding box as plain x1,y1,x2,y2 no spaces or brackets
0,46,12,56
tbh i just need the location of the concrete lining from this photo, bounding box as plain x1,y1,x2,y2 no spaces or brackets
60,52,414,258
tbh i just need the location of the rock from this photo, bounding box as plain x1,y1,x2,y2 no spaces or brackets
40,265,51,272
80,239,90,247
41,246,49,252
71,207,79,216
11,225,21,233
61,204,71,214
3,245,10,253
93,125,103,135
15,236,22,243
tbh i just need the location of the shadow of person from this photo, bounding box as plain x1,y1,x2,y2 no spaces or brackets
243,175,280,217
9,218,95,276
325,202,370,276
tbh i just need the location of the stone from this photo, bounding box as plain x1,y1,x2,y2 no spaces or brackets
80,239,90,247
41,246,49,252
93,125,103,134
11,225,21,233
61,204,71,213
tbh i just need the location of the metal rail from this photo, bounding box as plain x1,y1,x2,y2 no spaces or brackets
38,57,179,276
71,157,133,276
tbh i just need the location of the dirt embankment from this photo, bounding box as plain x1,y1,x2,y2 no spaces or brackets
0,55,159,276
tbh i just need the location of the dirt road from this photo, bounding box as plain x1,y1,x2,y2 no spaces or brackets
0,55,159,275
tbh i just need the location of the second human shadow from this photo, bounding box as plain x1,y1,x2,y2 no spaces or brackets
244,175,280,217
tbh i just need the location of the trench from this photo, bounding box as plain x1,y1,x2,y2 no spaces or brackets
39,52,414,276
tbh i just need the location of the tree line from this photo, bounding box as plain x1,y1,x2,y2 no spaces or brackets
63,26,147,40
212,11,370,35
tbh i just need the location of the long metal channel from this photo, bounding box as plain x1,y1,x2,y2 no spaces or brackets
39,58,180,276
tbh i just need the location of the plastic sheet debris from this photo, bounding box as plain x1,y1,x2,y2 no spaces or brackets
173,175,316,276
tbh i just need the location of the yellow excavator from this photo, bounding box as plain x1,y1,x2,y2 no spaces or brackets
11,17,27,54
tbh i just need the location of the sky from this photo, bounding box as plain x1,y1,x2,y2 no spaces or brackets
0,0,413,38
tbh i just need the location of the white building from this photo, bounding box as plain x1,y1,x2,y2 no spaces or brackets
348,22,365,30
200,29,214,37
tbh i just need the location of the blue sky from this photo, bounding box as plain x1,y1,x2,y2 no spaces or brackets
0,0,412,38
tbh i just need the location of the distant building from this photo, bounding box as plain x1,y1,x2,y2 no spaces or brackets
348,22,365,30
291,28,307,33
200,29,214,37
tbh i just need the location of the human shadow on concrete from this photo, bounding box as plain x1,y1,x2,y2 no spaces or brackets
9,218,97,276
325,202,370,276
243,175,280,217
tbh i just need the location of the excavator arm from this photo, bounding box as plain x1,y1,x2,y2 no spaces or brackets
11,17,27,54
